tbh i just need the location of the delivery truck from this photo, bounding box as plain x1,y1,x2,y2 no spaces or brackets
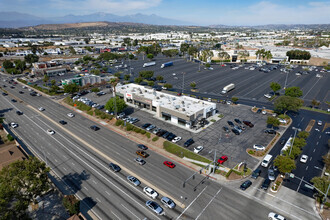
143,61,156,67
161,61,173,68
221,83,235,94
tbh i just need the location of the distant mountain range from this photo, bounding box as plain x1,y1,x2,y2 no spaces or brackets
0,11,190,28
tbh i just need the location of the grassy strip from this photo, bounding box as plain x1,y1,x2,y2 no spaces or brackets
163,141,212,163
300,106,329,114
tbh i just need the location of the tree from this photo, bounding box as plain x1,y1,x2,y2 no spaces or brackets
199,49,213,62
162,49,179,57
187,46,198,58
274,155,296,174
270,82,281,94
190,82,196,89
114,72,121,78
134,77,143,84
285,87,303,97
3,60,13,69
14,60,26,73
238,50,249,59
43,75,49,83
148,81,154,86
267,116,280,127
311,99,320,109
0,157,50,219
69,46,76,55
51,79,56,86
139,70,154,79
128,54,135,60
322,154,330,169
63,195,80,215
105,96,127,113
293,137,306,149
231,97,239,103
286,50,311,61
63,83,79,94
124,74,130,81
297,131,310,139
180,43,190,55
147,53,154,60
156,75,164,81
218,51,230,60
311,177,330,197
163,83,172,89
91,88,100,93
24,54,39,63
274,96,303,114
132,39,138,46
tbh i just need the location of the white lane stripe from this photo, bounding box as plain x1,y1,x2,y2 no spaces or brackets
195,188,222,220
111,211,121,220
121,204,141,220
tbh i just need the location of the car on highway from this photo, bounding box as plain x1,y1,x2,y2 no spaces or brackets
163,161,176,168
137,144,148,150
143,186,159,199
223,126,230,133
251,168,261,179
172,136,182,143
261,178,271,190
231,128,240,135
264,129,276,134
18,91,24,94
11,99,17,102
109,163,121,172
268,169,275,181
264,94,272,99
134,158,146,165
240,180,252,190
127,176,141,186
67,113,75,118
161,197,176,209
184,138,194,147
253,144,266,151
16,110,23,115
10,122,18,128
2,92,8,96
136,150,149,158
227,121,234,127
38,107,45,111
218,155,228,164
243,121,254,127
194,146,204,154
300,155,308,163
146,200,163,215
268,212,286,220
47,129,55,135
90,125,100,131
59,120,67,125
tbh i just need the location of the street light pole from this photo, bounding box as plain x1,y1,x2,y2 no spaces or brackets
289,127,301,156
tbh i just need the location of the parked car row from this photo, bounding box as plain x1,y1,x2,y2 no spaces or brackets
226,118,254,135
141,123,182,143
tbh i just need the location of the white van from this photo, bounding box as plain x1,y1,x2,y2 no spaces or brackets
261,154,273,167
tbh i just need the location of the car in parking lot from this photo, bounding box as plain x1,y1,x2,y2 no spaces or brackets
10,122,18,128
264,94,272,99
227,121,234,127
234,125,242,133
172,136,182,143
264,129,276,134
268,169,275,181
163,161,175,168
127,176,141,186
184,138,194,147
143,186,159,199
156,129,166,137
223,126,230,133
268,212,286,220
142,123,151,129
251,168,261,179
67,113,75,118
231,128,240,135
234,119,242,124
137,144,148,150
136,150,149,158
317,120,322,126
59,120,67,125
243,121,254,128
256,109,262,114
261,178,271,190
146,200,163,215
300,154,308,163
152,128,161,134
166,133,176,141
135,158,146,165
218,155,228,164
161,197,176,209
146,124,156,131
109,163,121,172
194,146,204,154
253,144,266,151
90,125,100,131
240,180,252,190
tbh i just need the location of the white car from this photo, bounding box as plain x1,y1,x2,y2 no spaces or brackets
253,144,266,151
10,122,18,128
264,94,272,99
194,146,204,154
278,118,287,124
36,93,41,96
143,186,159,199
38,107,45,111
295,72,301,76
262,110,267,115
172,136,182,143
300,155,308,163
317,120,322,126
268,212,286,220
67,113,75,118
47,129,55,135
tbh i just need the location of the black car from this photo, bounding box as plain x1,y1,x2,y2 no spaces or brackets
59,120,67,125
184,138,194,147
256,109,262,114
30,92,37,96
137,144,148,150
227,121,234,127
223,126,230,133
261,178,271,190
234,119,242,124
90,125,100,131
166,133,176,141
264,129,276,134
11,99,17,103
109,163,121,172
251,168,261,179
240,180,252,190
156,130,167,137
231,128,240,135
162,131,171,139
19,91,24,94
16,110,23,115
142,123,151,129
2,92,8,96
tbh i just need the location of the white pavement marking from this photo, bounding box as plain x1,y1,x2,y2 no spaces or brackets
176,186,208,220
111,211,121,220
313,149,316,152
121,204,141,220
316,142,319,145
72,162,75,166
319,135,322,139
92,180,97,184
195,188,222,220
96,198,101,203
63,167,67,171
310,157,313,161
84,186,89,191
297,176,304,192
100,121,107,125
302,78,321,99
306,166,309,171
105,191,111,196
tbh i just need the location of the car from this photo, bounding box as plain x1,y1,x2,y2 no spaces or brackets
109,163,121,172
142,123,151,129
161,197,176,209
36,93,41,97
10,86,15,89
134,158,146,165
223,126,230,133
67,113,75,118
129,117,139,124
19,91,24,94
163,161,176,168
262,110,267,115
218,155,228,164
156,129,167,137
268,212,286,220
253,144,266,151
90,125,100,131
251,168,261,179
264,94,272,99
243,121,254,128
47,129,55,135
143,186,159,199
268,169,275,181
38,107,45,111
240,180,252,190
280,139,286,145
317,120,322,126
234,119,242,124
136,150,149,158
172,136,182,143
194,146,204,154
58,120,67,125
2,92,8,96
256,109,262,114
231,128,240,135
264,129,276,134
300,154,308,163
127,176,141,186
261,178,271,190
166,133,176,141
137,144,148,150
184,138,194,147
146,200,164,215
117,112,125,119
11,99,17,103
10,122,18,128
234,125,242,133
162,131,171,139
16,110,23,115
278,118,287,124
153,128,161,134
227,121,234,127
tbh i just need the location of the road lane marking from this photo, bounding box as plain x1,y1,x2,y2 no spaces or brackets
96,197,101,203
306,166,308,171
319,135,322,139
111,211,121,220
176,186,208,220
92,180,97,184
63,167,67,171
84,186,89,191
297,176,304,192
121,204,141,220
72,162,75,166
310,157,312,161
195,187,222,220
105,191,111,196
302,78,321,99
316,142,319,145
313,149,316,152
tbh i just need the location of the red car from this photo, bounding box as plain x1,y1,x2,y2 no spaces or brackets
218,155,228,164
163,161,176,168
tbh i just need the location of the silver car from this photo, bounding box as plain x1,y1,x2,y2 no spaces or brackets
146,124,156,131
146,200,164,215
161,196,176,209
127,176,141,186
268,169,275,181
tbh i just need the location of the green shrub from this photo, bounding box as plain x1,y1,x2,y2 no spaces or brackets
87,110,94,116
218,114,224,118
62,195,80,215
133,127,141,133
64,97,74,106
17,78,27,84
210,119,216,122
145,132,151,138
140,130,146,135
115,119,124,126
152,136,159,142
248,150,255,155
225,169,233,178
126,124,134,131
7,134,14,141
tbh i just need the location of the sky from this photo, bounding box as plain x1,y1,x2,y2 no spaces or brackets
0,0,330,25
